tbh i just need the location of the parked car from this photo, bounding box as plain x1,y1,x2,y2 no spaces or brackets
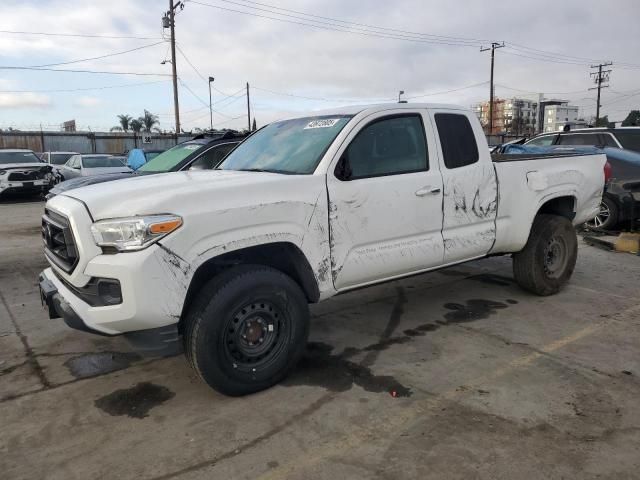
525,127,640,153
109,155,128,165
58,154,131,181
46,131,246,198
0,149,54,198
41,151,80,183
39,103,606,396
500,144,640,229
126,148,165,170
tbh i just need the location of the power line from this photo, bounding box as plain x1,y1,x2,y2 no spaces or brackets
0,66,171,76
405,81,488,99
25,41,166,68
178,77,237,118
252,85,394,102
0,79,171,93
187,0,486,47
0,29,162,40
219,0,492,44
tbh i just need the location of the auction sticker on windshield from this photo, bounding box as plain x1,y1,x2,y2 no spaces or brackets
304,119,341,129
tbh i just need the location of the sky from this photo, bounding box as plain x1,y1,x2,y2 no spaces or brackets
0,0,639,132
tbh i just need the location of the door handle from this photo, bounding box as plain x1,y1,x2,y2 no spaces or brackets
415,186,441,196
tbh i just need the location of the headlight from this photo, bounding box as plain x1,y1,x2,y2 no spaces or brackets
90,215,182,252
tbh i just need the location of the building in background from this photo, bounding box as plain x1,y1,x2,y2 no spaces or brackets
475,97,537,135
543,102,587,132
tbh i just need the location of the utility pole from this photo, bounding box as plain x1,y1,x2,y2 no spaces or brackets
480,42,504,135
246,82,251,131
164,1,182,140
589,62,612,126
208,76,215,131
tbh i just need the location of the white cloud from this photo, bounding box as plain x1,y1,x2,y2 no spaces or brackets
74,96,102,107
0,93,51,109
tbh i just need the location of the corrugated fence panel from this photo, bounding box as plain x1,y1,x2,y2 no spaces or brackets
0,132,193,154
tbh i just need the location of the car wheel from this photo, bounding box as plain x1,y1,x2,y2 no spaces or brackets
513,214,578,296
585,196,619,230
183,264,309,396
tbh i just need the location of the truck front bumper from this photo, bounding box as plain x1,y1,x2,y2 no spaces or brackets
39,263,182,351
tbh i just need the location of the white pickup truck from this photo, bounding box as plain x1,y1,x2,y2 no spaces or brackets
39,103,607,395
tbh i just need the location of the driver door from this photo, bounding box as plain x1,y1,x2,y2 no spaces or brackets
326,111,445,290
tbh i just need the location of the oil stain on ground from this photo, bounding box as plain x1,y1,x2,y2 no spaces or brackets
288,298,513,395
283,342,412,397
95,382,175,419
64,352,142,379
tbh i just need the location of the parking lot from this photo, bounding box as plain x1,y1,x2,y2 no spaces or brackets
1,196,639,479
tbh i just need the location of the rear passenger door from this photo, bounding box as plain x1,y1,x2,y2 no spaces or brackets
327,111,445,290
430,109,498,263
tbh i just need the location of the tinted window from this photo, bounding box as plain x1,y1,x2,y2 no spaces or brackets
434,113,479,169
601,134,619,148
614,131,640,152
526,135,556,146
0,151,42,164
342,115,427,179
219,115,352,174
82,156,126,168
557,133,602,146
189,143,237,170
50,153,75,165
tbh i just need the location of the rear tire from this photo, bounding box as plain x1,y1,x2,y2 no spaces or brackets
183,265,309,396
513,214,577,296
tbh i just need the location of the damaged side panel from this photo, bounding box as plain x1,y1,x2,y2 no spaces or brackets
441,162,498,263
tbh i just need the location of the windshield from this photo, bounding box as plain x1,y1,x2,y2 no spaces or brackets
144,152,162,162
0,151,42,164
50,153,75,165
218,115,353,174
615,131,640,153
138,142,205,172
82,156,127,168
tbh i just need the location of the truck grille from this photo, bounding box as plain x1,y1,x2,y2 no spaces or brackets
8,170,46,181
42,209,78,273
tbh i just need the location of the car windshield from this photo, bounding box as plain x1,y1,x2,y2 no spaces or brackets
218,115,353,174
615,131,640,152
145,152,162,162
50,153,75,165
138,142,205,172
0,151,42,164
82,156,126,168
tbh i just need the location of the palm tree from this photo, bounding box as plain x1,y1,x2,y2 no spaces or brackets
130,119,143,133
139,110,159,132
110,126,123,132
117,114,132,132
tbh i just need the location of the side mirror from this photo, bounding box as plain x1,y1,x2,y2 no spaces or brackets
335,154,352,181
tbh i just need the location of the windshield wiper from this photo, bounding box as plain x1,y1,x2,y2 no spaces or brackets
230,167,289,174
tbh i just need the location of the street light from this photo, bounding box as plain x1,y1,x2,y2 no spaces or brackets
208,76,215,131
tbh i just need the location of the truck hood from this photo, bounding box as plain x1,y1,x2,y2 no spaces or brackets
49,171,136,196
62,170,313,220
0,163,51,171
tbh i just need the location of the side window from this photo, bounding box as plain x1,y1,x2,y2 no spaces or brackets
341,115,427,180
557,134,601,146
66,156,77,167
189,143,236,170
434,113,479,169
601,134,619,148
527,135,555,146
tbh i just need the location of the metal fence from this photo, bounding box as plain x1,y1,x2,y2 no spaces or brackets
0,131,194,154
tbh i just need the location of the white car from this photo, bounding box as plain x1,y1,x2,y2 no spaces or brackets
39,103,606,395
0,149,55,197
58,154,132,181
40,151,79,183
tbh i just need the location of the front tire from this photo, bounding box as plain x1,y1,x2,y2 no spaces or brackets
513,214,578,296
183,265,309,396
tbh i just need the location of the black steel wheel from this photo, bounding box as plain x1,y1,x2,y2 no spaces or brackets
513,214,578,296
183,264,309,396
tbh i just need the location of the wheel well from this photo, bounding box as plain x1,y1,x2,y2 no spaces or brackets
179,242,320,329
537,196,576,220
